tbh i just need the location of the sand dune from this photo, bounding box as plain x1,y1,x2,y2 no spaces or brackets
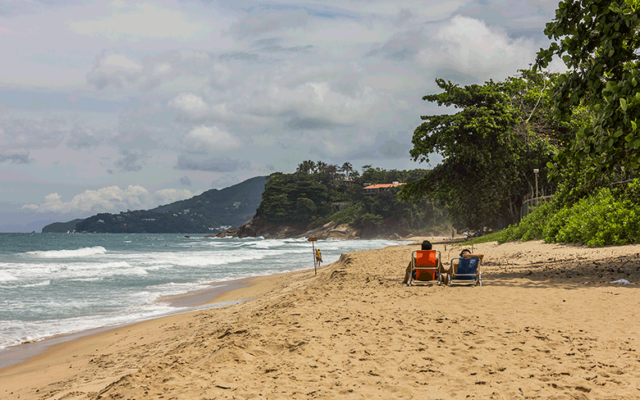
2,239,640,399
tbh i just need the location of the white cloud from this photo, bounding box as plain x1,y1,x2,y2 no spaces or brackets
153,188,198,205
86,51,143,89
22,185,196,214
170,93,209,116
419,15,538,81
153,63,172,76
183,125,243,153
67,2,209,41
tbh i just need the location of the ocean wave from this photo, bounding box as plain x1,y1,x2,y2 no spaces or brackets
19,280,51,288
1,261,147,281
24,246,107,259
250,239,287,249
0,271,18,282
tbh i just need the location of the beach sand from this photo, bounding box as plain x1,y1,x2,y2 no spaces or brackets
2,239,640,399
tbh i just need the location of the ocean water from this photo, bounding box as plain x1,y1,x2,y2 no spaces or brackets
0,233,403,351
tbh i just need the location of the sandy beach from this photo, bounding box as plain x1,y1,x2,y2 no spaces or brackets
2,239,640,399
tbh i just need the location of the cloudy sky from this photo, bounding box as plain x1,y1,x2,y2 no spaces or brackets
0,0,562,232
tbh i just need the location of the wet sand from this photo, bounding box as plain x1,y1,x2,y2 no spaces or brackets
0,278,251,370
2,239,640,399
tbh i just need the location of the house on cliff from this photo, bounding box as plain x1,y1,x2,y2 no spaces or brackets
363,182,405,195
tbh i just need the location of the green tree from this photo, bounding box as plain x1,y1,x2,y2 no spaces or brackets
536,0,640,175
341,162,353,179
296,160,316,174
401,72,559,229
316,161,328,174
293,197,317,224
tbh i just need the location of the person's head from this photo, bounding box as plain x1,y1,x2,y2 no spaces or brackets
460,249,471,257
421,240,432,250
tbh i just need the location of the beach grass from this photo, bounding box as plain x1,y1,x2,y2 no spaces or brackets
455,230,506,246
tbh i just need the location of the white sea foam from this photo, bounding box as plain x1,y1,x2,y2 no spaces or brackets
2,261,147,281
0,302,175,350
19,280,51,288
24,246,107,258
251,239,287,249
0,271,18,282
127,250,272,268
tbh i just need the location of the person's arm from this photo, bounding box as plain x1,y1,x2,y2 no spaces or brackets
463,253,484,263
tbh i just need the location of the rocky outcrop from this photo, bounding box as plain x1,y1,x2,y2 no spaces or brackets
205,216,419,240
205,217,303,239
299,222,359,240
206,218,361,240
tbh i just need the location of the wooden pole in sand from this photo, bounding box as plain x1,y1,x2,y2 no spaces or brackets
308,237,318,275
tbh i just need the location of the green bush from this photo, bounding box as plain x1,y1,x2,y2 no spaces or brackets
500,200,554,242
549,188,640,246
501,181,640,247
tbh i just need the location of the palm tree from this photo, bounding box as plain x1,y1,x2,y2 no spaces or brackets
296,160,316,174
316,161,328,174
341,162,353,179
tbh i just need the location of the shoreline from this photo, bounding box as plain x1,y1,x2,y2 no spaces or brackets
0,236,425,373
0,273,288,371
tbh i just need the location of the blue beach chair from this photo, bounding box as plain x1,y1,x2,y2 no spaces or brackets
448,257,482,286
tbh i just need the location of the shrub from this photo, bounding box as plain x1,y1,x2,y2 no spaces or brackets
549,188,640,246
499,200,554,242
502,181,640,247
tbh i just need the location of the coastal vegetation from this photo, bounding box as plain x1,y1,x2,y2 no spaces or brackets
508,0,640,247
400,69,564,230
254,162,450,237
403,0,640,247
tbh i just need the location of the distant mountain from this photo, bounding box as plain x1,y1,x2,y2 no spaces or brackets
42,177,267,233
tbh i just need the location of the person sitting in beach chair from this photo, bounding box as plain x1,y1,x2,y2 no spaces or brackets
403,240,447,286
449,249,483,286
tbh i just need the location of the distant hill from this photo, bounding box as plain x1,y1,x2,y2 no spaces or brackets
42,177,267,233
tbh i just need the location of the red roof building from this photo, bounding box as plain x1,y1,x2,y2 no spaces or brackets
363,182,405,194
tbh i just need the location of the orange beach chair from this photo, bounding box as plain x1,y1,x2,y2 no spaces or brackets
408,250,442,286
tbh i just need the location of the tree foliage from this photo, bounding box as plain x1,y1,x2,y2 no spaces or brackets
401,71,561,229
536,0,640,175
256,161,449,237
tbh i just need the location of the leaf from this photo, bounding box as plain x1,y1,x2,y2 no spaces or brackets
614,129,624,137
632,121,638,131
620,98,628,111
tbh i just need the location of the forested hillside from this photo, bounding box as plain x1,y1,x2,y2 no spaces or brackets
44,177,267,233
251,162,450,238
